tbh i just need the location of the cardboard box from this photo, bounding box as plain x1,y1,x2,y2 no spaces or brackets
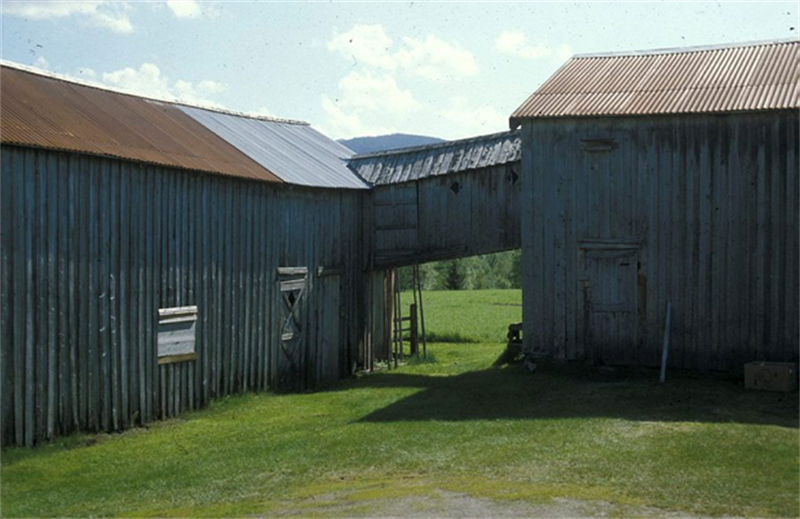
744,362,798,392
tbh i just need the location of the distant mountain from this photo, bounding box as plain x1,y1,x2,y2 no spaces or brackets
339,133,446,155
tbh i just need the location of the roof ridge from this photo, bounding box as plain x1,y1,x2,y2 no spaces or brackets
0,60,310,126
573,38,799,59
350,130,519,160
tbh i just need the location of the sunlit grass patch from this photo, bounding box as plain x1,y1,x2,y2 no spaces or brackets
2,290,797,518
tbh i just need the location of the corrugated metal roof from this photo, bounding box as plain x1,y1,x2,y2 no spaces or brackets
179,106,367,189
347,130,520,186
1,62,368,189
0,64,282,183
510,39,799,124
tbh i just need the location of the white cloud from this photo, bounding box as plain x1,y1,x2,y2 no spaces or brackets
323,24,485,138
2,1,134,33
495,31,572,61
318,70,419,139
34,56,50,70
250,106,274,118
336,71,420,114
328,24,395,70
76,67,97,79
197,79,225,94
320,96,396,140
556,44,574,62
439,97,507,136
100,63,226,107
165,0,201,19
394,35,478,81
328,25,478,82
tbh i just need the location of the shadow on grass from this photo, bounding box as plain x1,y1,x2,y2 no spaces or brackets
340,363,798,428
423,332,482,344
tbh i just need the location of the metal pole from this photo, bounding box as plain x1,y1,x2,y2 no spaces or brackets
660,301,672,383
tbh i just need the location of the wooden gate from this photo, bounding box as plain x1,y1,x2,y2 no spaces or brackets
581,245,639,365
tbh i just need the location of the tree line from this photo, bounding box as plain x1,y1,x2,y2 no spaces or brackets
396,250,522,291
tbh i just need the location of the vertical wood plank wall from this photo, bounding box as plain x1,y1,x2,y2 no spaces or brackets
1,147,371,446
522,110,799,371
369,163,522,269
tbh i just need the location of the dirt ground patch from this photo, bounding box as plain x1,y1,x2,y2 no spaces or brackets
269,489,734,518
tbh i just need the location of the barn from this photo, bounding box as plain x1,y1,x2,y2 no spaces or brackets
511,39,799,370
350,130,521,270
6,38,795,447
350,132,522,366
0,62,380,446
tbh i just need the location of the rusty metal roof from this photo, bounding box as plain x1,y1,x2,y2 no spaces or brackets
510,39,799,125
348,130,520,186
1,64,283,183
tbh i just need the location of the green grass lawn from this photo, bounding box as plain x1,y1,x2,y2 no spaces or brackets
397,288,522,343
2,290,798,518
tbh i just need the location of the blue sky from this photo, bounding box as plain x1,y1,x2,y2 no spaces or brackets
2,1,797,140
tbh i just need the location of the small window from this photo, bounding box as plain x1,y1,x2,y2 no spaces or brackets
157,306,198,364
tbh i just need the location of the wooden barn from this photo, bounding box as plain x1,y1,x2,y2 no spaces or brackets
349,130,522,269
0,63,377,446
511,39,799,371
349,131,523,367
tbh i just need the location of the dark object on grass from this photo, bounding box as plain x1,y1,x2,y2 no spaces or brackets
494,323,524,366
744,362,798,392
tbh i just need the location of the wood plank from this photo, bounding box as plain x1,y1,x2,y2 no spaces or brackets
0,152,12,444
784,115,799,359
243,192,253,392
754,122,769,362
109,162,120,431
201,181,211,404
135,168,146,423
147,168,159,421
36,153,49,444
67,159,79,431
768,116,784,362
225,185,234,396
685,124,700,369
126,166,139,425
99,162,111,432
25,150,37,445
46,153,58,440
55,157,72,435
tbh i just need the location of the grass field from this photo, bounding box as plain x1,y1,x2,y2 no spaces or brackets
2,290,798,518
397,289,522,343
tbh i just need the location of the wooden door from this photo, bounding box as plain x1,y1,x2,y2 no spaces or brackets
583,249,638,365
276,267,307,391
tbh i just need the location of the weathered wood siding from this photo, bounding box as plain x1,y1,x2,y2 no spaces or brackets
521,110,799,370
1,145,371,446
369,163,522,268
